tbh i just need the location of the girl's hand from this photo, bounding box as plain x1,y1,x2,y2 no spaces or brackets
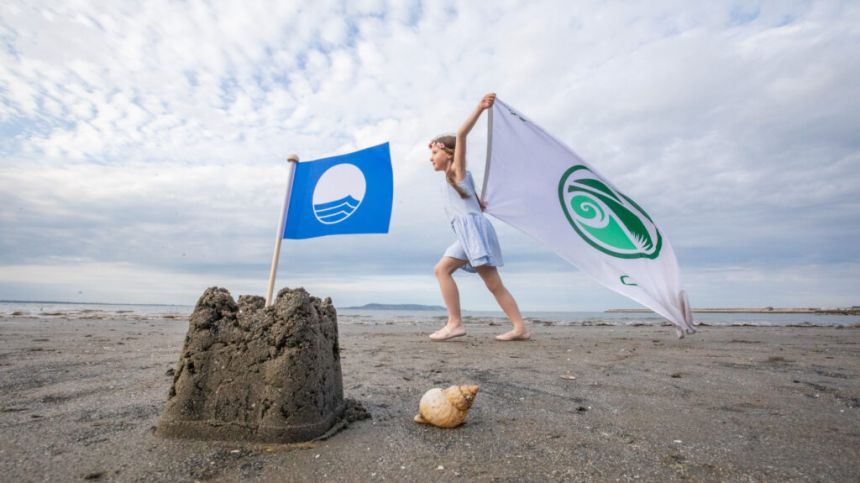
478,92,496,110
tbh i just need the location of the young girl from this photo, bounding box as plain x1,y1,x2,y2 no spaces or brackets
428,92,530,342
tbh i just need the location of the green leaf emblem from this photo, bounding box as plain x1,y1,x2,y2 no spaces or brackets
558,165,662,259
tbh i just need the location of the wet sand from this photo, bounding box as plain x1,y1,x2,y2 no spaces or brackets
1,316,858,482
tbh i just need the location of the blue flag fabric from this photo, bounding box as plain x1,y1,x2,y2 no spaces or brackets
283,143,393,239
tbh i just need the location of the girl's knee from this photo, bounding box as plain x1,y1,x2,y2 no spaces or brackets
434,262,451,277
436,257,466,277
477,267,503,293
484,278,504,294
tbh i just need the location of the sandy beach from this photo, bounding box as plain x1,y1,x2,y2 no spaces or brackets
1,314,858,482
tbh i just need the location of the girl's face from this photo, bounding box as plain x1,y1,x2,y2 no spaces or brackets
429,146,451,172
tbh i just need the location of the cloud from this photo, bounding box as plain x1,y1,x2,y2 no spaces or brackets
1,0,858,308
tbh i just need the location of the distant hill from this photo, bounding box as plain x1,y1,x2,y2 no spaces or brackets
340,303,446,311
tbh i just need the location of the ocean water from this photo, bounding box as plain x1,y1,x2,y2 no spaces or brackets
0,301,192,321
336,308,860,327
3,301,857,328
5,301,860,327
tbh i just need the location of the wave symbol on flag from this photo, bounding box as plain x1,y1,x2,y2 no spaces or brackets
313,195,361,224
312,163,367,225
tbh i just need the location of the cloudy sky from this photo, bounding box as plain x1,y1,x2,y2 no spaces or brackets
1,1,858,310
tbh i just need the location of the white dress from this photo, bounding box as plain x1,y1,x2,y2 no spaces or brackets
441,171,503,273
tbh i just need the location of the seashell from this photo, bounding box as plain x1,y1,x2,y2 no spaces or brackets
414,385,479,428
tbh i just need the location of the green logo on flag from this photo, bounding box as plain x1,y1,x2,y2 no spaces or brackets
559,165,662,259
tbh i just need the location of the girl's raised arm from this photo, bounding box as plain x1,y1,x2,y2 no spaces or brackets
452,92,496,183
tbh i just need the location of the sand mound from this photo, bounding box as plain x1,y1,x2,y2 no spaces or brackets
156,287,345,443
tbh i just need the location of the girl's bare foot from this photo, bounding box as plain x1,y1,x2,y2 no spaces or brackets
494,330,531,341
429,324,466,341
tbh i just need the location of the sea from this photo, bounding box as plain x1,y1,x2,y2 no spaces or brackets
1,301,858,328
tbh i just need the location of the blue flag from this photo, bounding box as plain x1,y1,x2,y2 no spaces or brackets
283,143,393,239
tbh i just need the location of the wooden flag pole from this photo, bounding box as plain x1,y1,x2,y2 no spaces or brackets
266,154,299,307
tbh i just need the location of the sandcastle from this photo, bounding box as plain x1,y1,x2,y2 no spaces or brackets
156,287,345,443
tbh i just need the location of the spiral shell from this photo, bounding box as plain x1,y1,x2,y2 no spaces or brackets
413,385,479,428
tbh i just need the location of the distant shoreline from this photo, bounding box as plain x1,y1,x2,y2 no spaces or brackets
606,307,860,315
4,300,858,316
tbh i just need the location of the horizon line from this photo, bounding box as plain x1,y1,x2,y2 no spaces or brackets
2,299,857,313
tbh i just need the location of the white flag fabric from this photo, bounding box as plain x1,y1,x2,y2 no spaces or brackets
481,99,695,336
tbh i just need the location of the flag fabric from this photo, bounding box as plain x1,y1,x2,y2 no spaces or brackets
283,143,393,239
481,99,695,335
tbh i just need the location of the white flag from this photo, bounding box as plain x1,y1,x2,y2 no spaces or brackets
481,99,695,337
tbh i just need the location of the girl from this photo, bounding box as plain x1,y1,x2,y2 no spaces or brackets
428,92,530,342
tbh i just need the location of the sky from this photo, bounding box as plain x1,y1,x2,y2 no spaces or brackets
1,0,858,311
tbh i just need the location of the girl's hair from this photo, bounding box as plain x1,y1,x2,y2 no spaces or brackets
430,134,469,199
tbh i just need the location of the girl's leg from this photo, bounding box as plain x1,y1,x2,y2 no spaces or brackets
476,266,530,341
431,256,468,340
